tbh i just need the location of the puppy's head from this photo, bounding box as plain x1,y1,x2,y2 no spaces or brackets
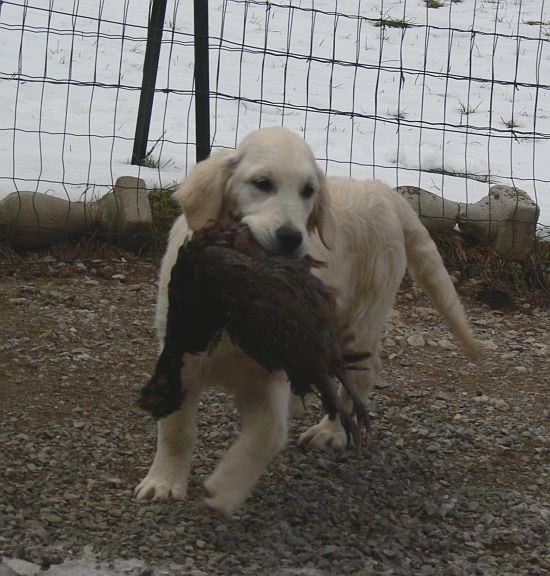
172,127,334,256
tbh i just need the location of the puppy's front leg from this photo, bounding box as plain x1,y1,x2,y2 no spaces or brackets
135,384,201,501
204,373,289,517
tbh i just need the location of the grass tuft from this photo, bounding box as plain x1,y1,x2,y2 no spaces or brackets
501,117,520,129
148,187,180,251
374,17,413,29
388,109,408,120
457,99,481,115
424,0,445,8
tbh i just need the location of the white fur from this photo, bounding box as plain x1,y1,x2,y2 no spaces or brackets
135,127,479,516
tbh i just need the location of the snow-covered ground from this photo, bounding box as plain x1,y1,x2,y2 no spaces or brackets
1,0,549,230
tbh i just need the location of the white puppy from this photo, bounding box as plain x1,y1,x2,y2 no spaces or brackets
135,127,479,516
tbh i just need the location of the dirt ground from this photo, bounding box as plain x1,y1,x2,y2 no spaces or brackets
0,252,548,576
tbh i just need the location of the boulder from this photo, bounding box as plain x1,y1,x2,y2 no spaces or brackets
0,191,96,249
395,186,459,234
457,185,539,260
96,176,152,250
0,177,152,250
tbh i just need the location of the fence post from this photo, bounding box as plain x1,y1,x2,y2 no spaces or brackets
194,0,211,162
131,0,168,165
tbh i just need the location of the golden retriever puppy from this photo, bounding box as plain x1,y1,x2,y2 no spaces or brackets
135,127,479,516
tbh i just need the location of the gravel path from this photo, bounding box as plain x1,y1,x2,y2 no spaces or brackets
1,257,548,576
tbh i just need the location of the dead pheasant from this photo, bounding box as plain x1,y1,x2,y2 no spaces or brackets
138,221,371,447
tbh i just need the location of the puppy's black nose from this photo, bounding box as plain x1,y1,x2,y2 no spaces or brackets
276,225,303,254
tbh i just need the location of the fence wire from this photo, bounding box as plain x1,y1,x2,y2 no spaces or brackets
0,0,549,261
0,0,196,203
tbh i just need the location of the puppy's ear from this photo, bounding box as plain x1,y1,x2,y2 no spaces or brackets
308,170,335,250
172,150,237,230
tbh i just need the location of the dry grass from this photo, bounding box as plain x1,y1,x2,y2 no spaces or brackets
148,187,180,252
433,231,550,298
424,0,445,8
0,243,23,265
373,17,413,29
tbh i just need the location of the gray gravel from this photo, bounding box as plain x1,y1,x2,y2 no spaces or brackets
0,257,548,575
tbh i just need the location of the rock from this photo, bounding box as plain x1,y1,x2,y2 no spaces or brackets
0,192,96,249
500,352,517,359
438,339,457,350
321,544,340,557
0,177,153,251
8,298,26,305
39,256,57,264
395,186,459,233
407,334,426,347
2,559,40,576
97,177,152,250
457,185,539,260
0,564,20,576
490,398,510,411
479,339,498,351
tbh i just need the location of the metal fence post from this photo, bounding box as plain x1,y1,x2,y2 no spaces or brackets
131,0,168,165
194,0,211,162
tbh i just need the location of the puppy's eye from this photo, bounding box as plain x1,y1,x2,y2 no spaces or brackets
302,183,315,199
253,178,274,193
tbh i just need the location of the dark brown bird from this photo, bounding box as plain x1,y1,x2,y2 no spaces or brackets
138,221,371,447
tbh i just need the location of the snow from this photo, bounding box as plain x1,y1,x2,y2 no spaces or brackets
0,0,548,231
3,548,150,575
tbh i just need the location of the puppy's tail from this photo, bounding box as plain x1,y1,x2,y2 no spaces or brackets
397,196,481,362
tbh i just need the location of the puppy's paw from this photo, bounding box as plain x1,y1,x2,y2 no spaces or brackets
135,474,187,501
298,415,348,450
203,494,239,518
203,476,247,518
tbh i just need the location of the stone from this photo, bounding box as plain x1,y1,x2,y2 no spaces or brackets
0,564,19,576
457,185,539,260
0,177,153,251
97,177,152,250
2,559,40,576
0,191,96,249
438,339,457,350
407,334,426,347
395,186,459,234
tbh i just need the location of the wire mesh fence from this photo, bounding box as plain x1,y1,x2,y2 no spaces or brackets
0,0,196,198
208,1,549,232
0,0,549,270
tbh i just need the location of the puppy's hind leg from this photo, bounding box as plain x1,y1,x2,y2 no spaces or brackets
204,372,289,517
135,382,201,502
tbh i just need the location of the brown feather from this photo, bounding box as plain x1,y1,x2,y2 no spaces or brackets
139,221,371,446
